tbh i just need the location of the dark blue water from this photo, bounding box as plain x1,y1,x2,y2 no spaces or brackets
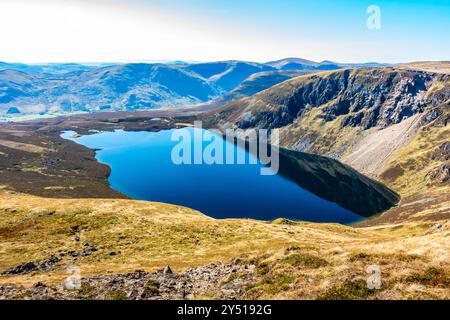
62,129,363,223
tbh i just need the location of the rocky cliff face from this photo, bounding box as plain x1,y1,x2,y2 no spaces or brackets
218,68,448,131
210,68,448,159
206,67,449,219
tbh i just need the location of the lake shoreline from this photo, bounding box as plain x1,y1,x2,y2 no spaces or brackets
60,128,398,224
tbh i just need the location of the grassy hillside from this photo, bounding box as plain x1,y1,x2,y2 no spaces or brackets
0,192,448,299
397,61,450,74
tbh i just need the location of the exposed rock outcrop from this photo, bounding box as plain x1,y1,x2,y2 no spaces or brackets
0,262,256,300
2,255,61,276
205,68,450,181
428,164,450,184
219,69,448,131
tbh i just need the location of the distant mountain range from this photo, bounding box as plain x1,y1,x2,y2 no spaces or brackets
0,62,116,75
0,58,391,117
265,57,389,71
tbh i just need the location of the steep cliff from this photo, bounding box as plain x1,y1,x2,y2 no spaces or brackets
206,66,450,223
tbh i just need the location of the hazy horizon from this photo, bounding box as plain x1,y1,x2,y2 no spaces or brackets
1,0,449,64
2,58,448,66
0,58,399,65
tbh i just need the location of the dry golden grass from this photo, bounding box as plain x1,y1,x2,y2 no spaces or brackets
0,139,48,153
396,61,450,74
0,193,448,299
174,123,194,127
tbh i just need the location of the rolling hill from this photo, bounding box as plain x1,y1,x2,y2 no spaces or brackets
182,60,276,91
0,61,278,117
0,62,113,75
0,63,221,115
196,70,313,110
0,58,392,118
266,58,389,71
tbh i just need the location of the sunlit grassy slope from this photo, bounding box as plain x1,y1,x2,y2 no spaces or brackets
0,193,448,299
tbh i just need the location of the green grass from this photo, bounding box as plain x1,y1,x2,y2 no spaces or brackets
317,279,378,300
106,290,128,300
77,283,97,300
145,279,160,295
280,253,329,268
220,273,241,287
245,274,296,299
405,267,450,287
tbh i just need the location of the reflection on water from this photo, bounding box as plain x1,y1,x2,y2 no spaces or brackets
277,148,399,217
61,129,399,224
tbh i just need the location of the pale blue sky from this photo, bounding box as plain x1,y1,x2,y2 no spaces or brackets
1,0,449,63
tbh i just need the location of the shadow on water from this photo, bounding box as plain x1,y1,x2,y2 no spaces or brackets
276,148,400,217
